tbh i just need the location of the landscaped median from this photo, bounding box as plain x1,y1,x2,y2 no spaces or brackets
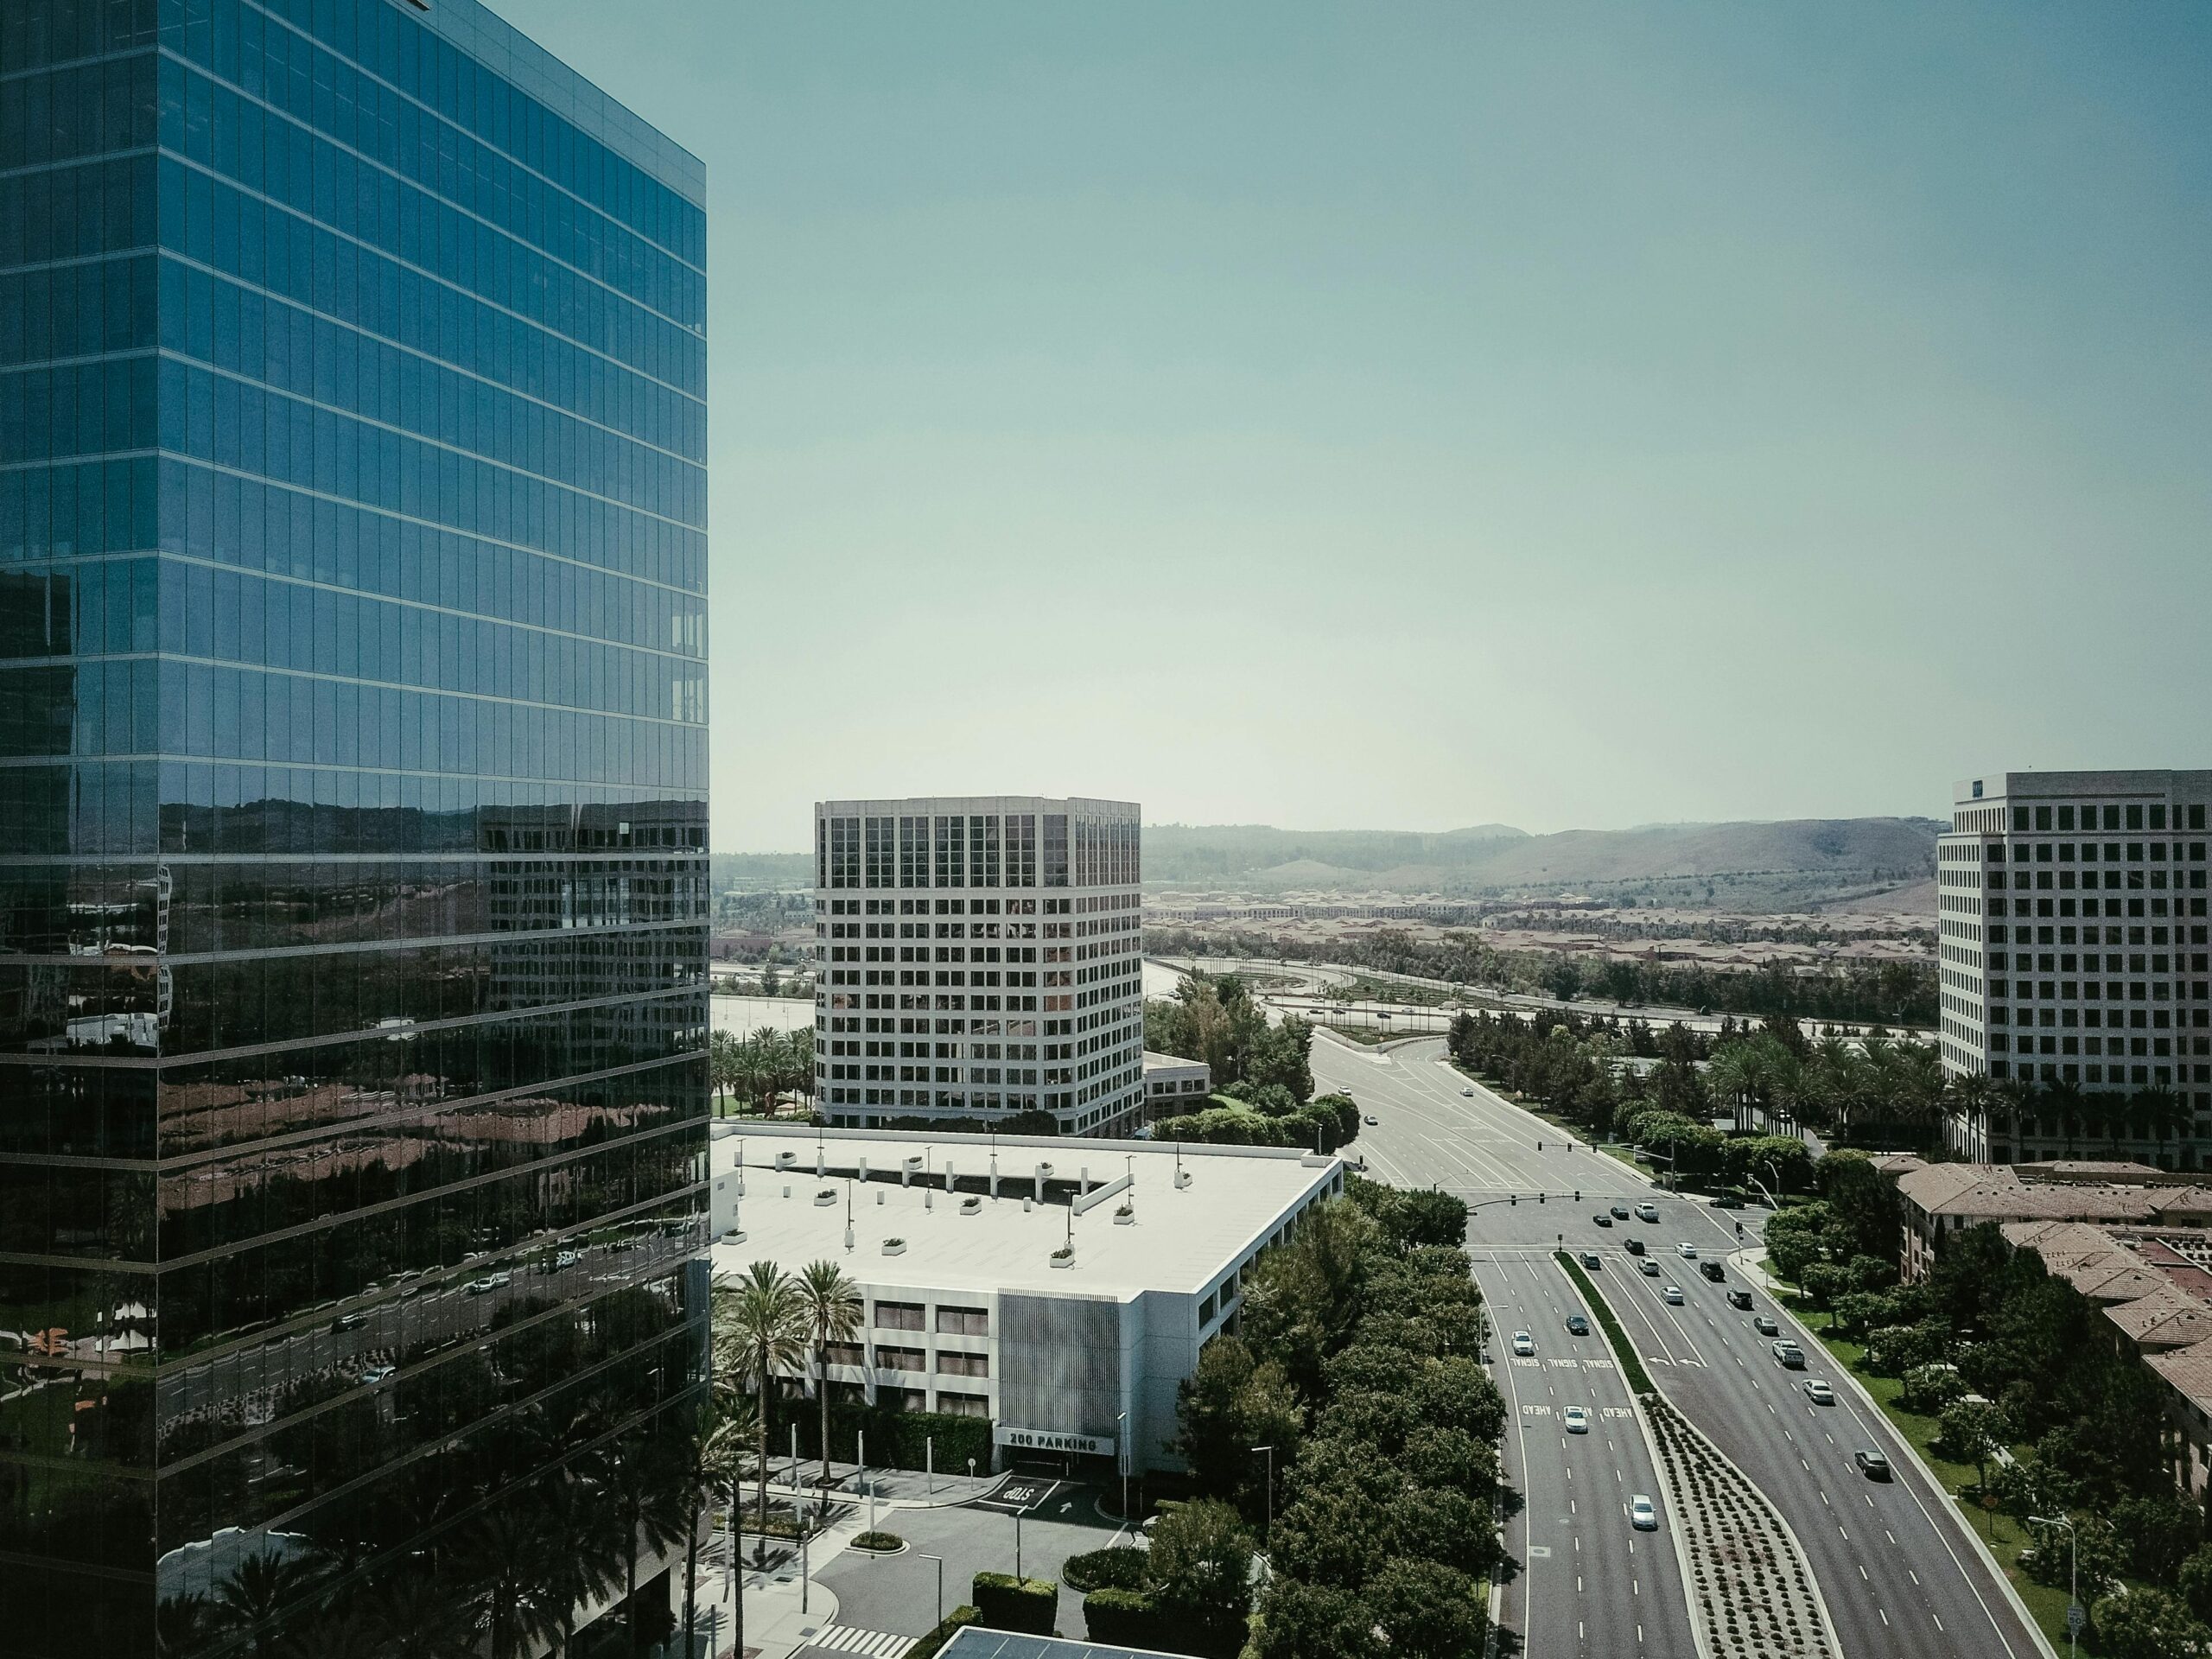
1555,1249,1655,1395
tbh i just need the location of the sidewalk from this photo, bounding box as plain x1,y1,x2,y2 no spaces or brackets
683,1529,844,1659
752,1453,1005,1511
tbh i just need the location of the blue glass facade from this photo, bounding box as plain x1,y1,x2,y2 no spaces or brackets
0,0,709,1650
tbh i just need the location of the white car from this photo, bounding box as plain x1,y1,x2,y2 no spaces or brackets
1630,1494,1659,1530
1637,1203,1659,1222
1675,1243,1698,1259
1511,1331,1535,1357
1460,1087,1474,1097
358,1365,397,1386
1564,1406,1590,1434
1662,1285,1684,1305
1803,1379,1837,1406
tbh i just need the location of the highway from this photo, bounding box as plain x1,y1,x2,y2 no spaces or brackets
1325,1033,2048,1659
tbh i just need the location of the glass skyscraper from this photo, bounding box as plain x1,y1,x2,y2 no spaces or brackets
0,1,709,1653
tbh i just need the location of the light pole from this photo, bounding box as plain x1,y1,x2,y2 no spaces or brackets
1252,1444,1274,1539
1014,1509,1024,1583
2030,1514,2079,1659
918,1552,945,1628
1116,1410,1129,1526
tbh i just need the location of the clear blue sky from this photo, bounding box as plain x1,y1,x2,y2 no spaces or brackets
505,1,2212,851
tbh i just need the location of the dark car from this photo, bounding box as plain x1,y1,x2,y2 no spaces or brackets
1580,1251,1603,1269
1565,1313,1591,1336
1699,1260,1726,1283
1854,1449,1892,1480
1592,1213,1613,1228
1624,1238,1647,1256
1726,1288,1753,1309
1611,1203,1631,1220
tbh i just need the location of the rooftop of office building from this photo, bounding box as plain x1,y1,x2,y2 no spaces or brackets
712,1123,1342,1298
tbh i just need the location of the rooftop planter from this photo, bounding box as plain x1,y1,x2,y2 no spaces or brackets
882,1238,906,1256
814,1189,837,1206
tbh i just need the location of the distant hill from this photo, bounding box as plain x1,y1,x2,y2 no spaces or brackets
1142,817,1941,899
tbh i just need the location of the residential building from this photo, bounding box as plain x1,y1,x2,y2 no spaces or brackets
1143,1049,1211,1121
1893,1160,2212,1281
0,0,709,1651
1935,771,2212,1166
712,1123,1345,1477
813,798,1145,1135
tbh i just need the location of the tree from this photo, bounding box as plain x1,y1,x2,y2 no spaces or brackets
2091,1587,2212,1659
795,1260,864,1521
2177,1543,2212,1623
1364,1557,1485,1659
1818,1149,1898,1263
2111,1493,2203,1587
212,1549,329,1659
1148,1497,1255,1654
1173,1337,1302,1522
1240,1199,1379,1400
716,1260,805,1548
1937,1397,2006,1499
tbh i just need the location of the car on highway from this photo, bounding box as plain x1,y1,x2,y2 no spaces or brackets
1630,1494,1659,1530
1699,1260,1726,1282
1854,1448,1893,1480
1592,1212,1612,1227
1580,1251,1603,1269
1565,1405,1590,1433
1637,1202,1659,1222
1803,1380,1837,1406
1662,1284,1684,1305
358,1365,396,1386
1363,1115,1378,1126
1753,1314,1779,1336
1511,1331,1535,1357
1565,1313,1590,1336
1772,1340,1806,1369
1460,1088,1474,1097
1624,1238,1647,1256
1639,1258,1662,1276
1611,1202,1631,1219
1726,1287,1753,1309
1675,1243,1698,1259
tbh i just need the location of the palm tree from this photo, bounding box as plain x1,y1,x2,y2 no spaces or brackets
753,1027,788,1116
1997,1076,2039,1154
789,1027,817,1112
795,1259,865,1522
2044,1078,2087,1157
212,1549,330,1659
716,1260,806,1552
1706,1046,1754,1134
678,1393,759,1659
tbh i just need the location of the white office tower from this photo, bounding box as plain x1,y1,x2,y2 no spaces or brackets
1938,771,2212,1167
813,798,1145,1135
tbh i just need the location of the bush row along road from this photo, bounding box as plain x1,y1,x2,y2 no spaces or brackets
1320,1033,2045,1659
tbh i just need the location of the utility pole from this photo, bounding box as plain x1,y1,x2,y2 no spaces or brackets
2031,1514,2080,1659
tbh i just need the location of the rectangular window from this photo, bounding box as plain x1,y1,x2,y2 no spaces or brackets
936,1305,988,1336
874,1300,925,1332
874,1345,926,1372
936,1351,989,1378
936,1391,989,1418
899,814,928,887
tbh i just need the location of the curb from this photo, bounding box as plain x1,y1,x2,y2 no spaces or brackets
1769,1291,2060,1659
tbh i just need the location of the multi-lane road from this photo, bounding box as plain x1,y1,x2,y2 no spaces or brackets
1322,1033,2049,1659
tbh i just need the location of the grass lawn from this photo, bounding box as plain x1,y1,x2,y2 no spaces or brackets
1319,1024,1387,1046
1781,1298,2081,1653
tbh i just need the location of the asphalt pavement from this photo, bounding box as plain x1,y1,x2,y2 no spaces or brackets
1324,1033,2048,1659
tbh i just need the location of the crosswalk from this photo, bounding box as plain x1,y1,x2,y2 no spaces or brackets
803,1625,911,1656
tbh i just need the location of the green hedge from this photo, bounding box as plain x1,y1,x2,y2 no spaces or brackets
900,1605,978,1659
972,1572,1058,1633
1061,1545,1148,1593
772,1402,994,1475
1083,1586,1164,1644
1555,1250,1655,1396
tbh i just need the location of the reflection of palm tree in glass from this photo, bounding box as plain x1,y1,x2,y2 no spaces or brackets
531,1466,625,1656
716,1261,804,1560
796,1260,864,1523
212,1549,328,1659
594,1431,690,1658
154,1592,214,1657
362,1567,476,1659
458,1502,558,1659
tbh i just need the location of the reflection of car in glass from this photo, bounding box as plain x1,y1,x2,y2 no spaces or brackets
331,1312,365,1332
467,1277,499,1295
1754,1314,1779,1336
1565,1313,1590,1336
1630,1494,1659,1530
359,1365,397,1386
1662,1285,1684,1305
1565,1406,1590,1433
1639,1258,1662,1276
1511,1331,1535,1357
1804,1380,1837,1406
1854,1448,1892,1480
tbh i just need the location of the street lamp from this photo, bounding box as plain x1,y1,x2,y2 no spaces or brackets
918,1551,946,1629
1116,1410,1129,1526
1252,1444,1274,1539
2030,1514,2079,1659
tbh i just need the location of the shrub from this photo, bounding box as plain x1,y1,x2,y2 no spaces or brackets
1083,1586,1165,1644
851,1530,902,1552
1060,1546,1148,1593
971,1571,1058,1633
901,1605,979,1659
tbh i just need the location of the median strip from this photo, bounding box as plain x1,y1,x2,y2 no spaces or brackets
1555,1249,1655,1396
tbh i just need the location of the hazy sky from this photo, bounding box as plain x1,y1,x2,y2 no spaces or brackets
505,2,2212,851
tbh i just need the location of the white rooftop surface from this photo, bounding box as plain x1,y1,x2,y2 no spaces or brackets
714,1127,1339,1300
